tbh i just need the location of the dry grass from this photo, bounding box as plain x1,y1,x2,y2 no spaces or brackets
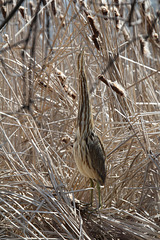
0,0,160,239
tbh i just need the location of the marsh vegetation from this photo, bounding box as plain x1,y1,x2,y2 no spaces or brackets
0,0,160,239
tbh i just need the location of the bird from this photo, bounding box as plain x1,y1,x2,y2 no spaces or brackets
73,49,106,207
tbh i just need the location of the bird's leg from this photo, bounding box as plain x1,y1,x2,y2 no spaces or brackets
97,181,101,208
90,178,94,206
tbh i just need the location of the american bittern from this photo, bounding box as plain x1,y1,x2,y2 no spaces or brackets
73,50,106,207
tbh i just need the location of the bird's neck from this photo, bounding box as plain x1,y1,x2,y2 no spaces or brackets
77,69,93,135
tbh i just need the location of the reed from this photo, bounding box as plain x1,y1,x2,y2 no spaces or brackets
0,0,160,239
